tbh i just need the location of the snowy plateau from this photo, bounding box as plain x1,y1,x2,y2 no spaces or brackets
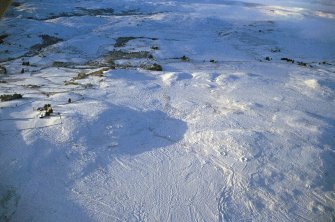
0,0,335,221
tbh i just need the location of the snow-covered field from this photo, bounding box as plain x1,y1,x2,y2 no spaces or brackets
0,0,334,221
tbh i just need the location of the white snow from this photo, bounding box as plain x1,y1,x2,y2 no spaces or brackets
0,0,335,221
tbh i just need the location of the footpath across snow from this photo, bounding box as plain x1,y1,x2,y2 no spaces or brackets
0,0,334,221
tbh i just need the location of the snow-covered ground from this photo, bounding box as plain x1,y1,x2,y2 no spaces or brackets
0,0,334,221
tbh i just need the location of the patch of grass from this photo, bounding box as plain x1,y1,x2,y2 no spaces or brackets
12,2,21,7
0,187,20,222
141,63,163,71
37,104,53,118
77,7,114,16
30,35,63,52
319,61,331,65
0,93,22,102
83,83,94,89
180,55,190,62
40,34,63,45
24,84,40,89
52,61,74,67
271,47,281,53
87,67,110,77
297,61,307,67
0,34,8,44
281,57,295,63
0,66,6,74
72,72,88,81
37,8,115,20
114,37,137,47
72,68,110,81
65,68,110,85
105,50,151,61
64,80,79,86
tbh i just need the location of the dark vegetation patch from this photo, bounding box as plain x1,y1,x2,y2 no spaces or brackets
180,55,190,62
297,61,307,67
52,61,72,67
71,72,89,81
38,8,115,20
39,34,63,47
281,57,312,67
210,59,217,63
319,61,331,65
249,20,275,27
114,9,143,16
105,50,151,61
114,36,158,48
72,69,107,80
0,34,8,44
0,93,22,102
30,35,63,53
0,66,6,74
265,56,272,61
37,104,53,118
64,68,110,85
24,84,40,89
11,2,21,7
271,47,281,53
64,80,79,86
140,63,162,71
76,7,114,16
22,61,30,66
36,8,156,21
0,187,20,222
281,57,295,63
151,46,159,50
52,61,85,68
114,37,137,47
0,80,7,83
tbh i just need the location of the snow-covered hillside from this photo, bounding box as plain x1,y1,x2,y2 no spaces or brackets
0,0,334,221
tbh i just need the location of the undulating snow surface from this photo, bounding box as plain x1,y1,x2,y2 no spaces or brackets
0,0,334,221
